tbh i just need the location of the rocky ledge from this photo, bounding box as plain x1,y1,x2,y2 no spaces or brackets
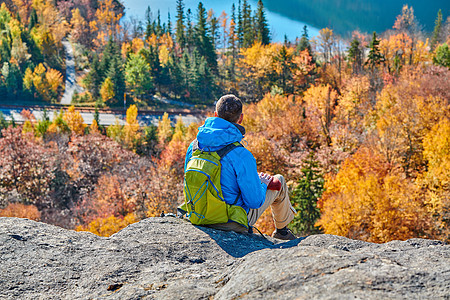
0,217,449,299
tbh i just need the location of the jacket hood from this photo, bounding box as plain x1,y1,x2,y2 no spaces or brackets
197,117,245,149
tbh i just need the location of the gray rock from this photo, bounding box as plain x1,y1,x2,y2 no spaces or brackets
0,217,448,300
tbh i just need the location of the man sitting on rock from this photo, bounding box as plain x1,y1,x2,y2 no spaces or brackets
182,94,297,240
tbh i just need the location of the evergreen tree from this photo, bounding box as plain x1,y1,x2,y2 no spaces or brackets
94,107,100,127
297,26,311,53
242,0,254,48
2,62,22,100
275,45,293,93
194,2,217,72
180,51,191,96
237,0,243,46
106,57,126,106
433,43,450,68
145,6,155,39
168,52,185,98
186,8,194,53
175,0,186,50
125,53,153,99
100,39,120,77
365,32,384,70
156,10,162,37
208,10,219,49
86,54,102,98
0,37,11,64
289,153,324,235
228,4,238,79
255,0,270,45
431,9,443,51
167,12,172,35
35,109,51,137
140,46,161,87
28,8,38,31
347,38,363,74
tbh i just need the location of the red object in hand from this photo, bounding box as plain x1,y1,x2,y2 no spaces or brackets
267,177,282,191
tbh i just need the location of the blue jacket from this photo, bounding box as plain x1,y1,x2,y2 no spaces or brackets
184,117,267,212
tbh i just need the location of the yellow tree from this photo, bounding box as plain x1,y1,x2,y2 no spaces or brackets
100,77,114,103
332,75,371,151
317,28,334,64
379,33,412,71
303,84,338,145
371,69,447,176
157,112,172,145
238,42,280,100
30,63,63,102
419,118,450,242
63,106,86,135
31,0,69,46
89,119,100,134
91,0,122,48
71,8,88,44
316,147,429,243
291,49,314,91
122,104,140,150
46,68,63,94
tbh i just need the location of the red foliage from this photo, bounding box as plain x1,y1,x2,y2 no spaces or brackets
0,127,57,209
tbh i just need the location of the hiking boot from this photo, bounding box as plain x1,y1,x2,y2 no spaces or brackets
271,227,296,240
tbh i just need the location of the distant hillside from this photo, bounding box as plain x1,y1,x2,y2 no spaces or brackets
263,0,449,36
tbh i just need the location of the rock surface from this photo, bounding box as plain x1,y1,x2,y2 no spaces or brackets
0,217,448,299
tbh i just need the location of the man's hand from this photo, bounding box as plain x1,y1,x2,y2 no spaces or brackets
259,172,273,186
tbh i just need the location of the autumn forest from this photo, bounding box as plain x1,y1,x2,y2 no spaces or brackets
0,0,449,243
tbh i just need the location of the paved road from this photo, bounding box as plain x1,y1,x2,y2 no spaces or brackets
60,40,80,105
0,107,202,127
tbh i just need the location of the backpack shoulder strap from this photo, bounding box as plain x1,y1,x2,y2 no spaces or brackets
192,139,200,152
216,142,243,159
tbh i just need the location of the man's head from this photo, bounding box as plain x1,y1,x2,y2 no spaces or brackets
215,94,243,124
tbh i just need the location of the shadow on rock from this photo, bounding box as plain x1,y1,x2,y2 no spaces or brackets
195,225,305,258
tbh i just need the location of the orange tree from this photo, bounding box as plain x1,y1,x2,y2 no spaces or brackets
316,146,430,243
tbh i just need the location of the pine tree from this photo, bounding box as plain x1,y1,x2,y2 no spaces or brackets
194,2,217,73
433,43,450,68
167,12,172,35
145,6,155,39
255,0,270,45
94,107,100,128
289,153,324,235
86,54,102,98
28,8,38,31
365,32,384,70
207,9,219,49
431,9,443,51
107,57,126,106
347,38,363,74
228,4,238,79
297,26,311,53
275,45,293,93
242,0,254,48
156,10,162,37
186,8,194,53
175,0,186,50
237,0,243,47
168,52,184,98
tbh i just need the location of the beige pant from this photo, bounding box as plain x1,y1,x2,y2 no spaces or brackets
247,174,297,229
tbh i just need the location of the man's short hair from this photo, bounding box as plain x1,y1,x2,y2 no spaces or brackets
215,94,242,123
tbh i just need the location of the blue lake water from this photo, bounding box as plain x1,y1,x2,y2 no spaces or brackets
122,0,320,42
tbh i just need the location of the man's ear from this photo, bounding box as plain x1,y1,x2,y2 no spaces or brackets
237,113,244,124
214,111,218,117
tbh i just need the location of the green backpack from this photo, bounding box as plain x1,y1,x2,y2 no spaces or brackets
179,139,248,228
